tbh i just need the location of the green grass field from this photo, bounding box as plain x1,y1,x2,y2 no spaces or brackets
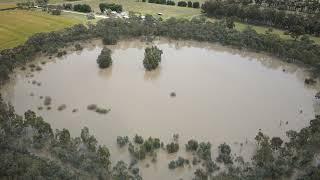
0,2,17,9
0,9,87,50
49,0,203,19
235,22,320,44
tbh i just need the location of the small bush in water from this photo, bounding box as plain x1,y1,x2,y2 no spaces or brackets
57,104,66,111
143,46,162,71
97,47,112,69
87,104,97,110
95,107,110,114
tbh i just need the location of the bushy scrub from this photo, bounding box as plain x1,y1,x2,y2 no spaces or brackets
128,136,161,160
73,4,91,13
143,46,163,71
177,1,188,7
192,2,200,8
97,47,112,69
186,139,199,151
75,43,83,51
117,136,129,147
166,142,179,153
216,143,233,164
87,104,97,110
134,134,144,144
44,96,52,106
95,107,110,114
99,3,122,13
168,157,189,169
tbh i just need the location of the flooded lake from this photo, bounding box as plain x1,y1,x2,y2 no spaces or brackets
1,39,319,179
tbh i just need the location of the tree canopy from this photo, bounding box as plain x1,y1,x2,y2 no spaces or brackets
97,47,112,69
143,46,163,71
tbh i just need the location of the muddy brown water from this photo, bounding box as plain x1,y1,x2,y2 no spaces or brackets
1,39,319,179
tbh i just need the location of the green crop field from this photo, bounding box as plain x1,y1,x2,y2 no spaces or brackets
0,9,86,50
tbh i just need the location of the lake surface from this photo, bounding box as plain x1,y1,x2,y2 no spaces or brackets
1,39,319,179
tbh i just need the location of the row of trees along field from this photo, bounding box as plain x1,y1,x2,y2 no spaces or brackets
144,0,200,8
239,0,320,14
201,0,320,37
1,16,320,84
99,3,123,13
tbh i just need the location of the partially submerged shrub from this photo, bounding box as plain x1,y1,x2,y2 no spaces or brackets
35,66,42,71
168,160,176,169
97,47,112,69
117,136,129,147
87,104,110,114
75,43,83,51
186,139,199,151
216,143,233,164
87,104,97,110
143,46,162,71
57,50,67,57
95,107,110,114
134,134,144,144
166,142,179,153
168,157,189,169
44,96,52,106
58,104,66,111
305,78,316,85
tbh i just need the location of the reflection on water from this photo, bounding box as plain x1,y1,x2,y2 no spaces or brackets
1,39,319,179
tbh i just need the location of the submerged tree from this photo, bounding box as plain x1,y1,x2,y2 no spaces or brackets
143,46,163,71
97,47,112,69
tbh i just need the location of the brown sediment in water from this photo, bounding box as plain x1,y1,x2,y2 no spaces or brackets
0,39,319,180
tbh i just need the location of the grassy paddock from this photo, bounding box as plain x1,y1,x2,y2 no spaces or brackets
0,3,17,10
50,0,203,19
235,22,320,44
0,9,85,50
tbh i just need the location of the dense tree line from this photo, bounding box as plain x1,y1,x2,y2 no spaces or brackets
201,0,320,36
146,0,200,8
251,0,320,14
16,1,35,9
73,4,91,13
99,3,123,13
222,0,320,14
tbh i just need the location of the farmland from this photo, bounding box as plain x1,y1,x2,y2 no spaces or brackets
0,9,85,50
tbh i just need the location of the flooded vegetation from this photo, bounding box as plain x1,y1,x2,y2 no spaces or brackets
1,39,319,179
